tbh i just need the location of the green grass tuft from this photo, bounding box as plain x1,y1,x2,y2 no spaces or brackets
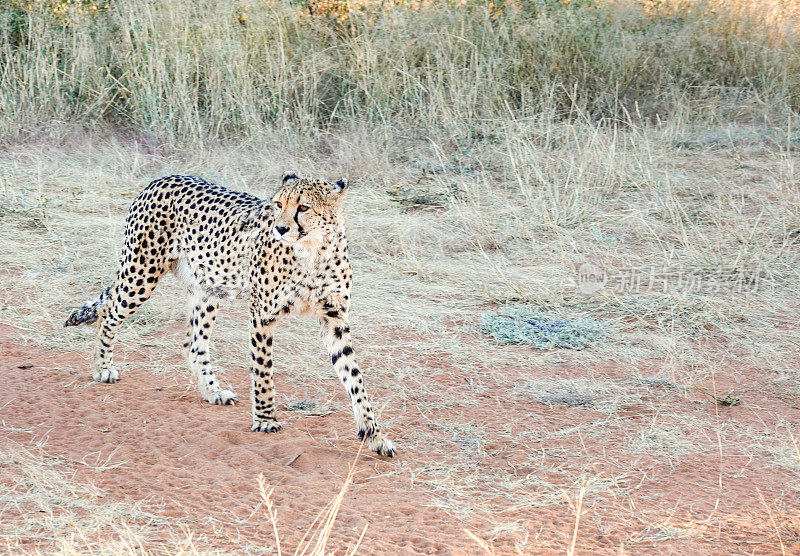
480,308,606,349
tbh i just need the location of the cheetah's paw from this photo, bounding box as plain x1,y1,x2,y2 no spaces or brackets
92,367,119,383
205,389,238,405
361,430,396,457
252,418,282,433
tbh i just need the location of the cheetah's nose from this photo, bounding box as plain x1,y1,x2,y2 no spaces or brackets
274,226,289,236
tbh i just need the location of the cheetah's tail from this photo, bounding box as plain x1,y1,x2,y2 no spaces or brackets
64,286,112,327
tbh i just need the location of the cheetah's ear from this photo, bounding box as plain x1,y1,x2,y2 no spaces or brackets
330,178,349,195
282,172,300,184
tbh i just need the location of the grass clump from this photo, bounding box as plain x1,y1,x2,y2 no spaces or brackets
480,308,605,349
1,0,799,142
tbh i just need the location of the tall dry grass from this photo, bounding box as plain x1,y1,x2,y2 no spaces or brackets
1,0,799,143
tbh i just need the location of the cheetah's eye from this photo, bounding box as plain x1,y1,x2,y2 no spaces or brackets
298,205,310,213
274,201,283,209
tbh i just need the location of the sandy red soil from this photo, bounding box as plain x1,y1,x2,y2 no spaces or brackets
2,321,800,554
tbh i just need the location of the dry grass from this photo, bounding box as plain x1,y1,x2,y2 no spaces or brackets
0,442,372,555
2,117,800,550
0,444,184,554
2,115,799,522
2,0,800,141
256,442,368,556
1,0,800,552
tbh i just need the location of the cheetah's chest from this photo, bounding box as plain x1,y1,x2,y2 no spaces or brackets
252,252,348,314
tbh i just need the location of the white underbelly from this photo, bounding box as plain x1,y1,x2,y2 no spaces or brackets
173,257,202,290
172,256,250,300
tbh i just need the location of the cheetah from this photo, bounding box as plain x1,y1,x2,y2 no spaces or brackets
65,173,395,457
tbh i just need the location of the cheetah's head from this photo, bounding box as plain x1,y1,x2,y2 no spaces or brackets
270,172,348,246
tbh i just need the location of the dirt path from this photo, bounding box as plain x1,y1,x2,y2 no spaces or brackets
2,322,799,554
1,326,487,554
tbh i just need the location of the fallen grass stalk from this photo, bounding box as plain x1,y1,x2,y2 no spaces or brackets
258,441,366,556
464,528,494,555
309,442,364,556
257,476,283,556
567,479,587,556
756,487,786,556
348,523,369,556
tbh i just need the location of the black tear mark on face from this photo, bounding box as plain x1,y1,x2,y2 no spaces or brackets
294,206,306,237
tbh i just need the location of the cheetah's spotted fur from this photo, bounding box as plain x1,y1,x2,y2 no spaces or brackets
65,173,395,457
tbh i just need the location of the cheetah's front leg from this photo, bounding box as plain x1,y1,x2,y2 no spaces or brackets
249,312,281,433
320,308,395,457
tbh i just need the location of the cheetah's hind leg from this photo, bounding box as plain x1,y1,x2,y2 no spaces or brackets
186,291,237,405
